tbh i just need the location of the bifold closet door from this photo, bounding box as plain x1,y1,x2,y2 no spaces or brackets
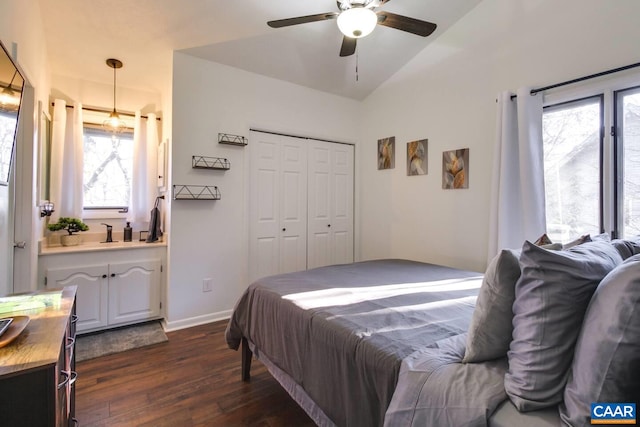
249,132,307,282
307,140,354,269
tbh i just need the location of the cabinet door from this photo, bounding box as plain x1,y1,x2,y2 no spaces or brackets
108,260,161,325
308,141,354,269
47,266,108,332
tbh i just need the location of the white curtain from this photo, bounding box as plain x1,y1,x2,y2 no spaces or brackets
488,87,546,261
129,111,158,225
49,99,84,221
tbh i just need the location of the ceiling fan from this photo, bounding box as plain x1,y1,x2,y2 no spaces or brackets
267,0,437,57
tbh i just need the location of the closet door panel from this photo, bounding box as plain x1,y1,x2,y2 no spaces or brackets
308,142,332,269
279,138,307,274
250,134,282,281
256,237,278,280
330,143,354,265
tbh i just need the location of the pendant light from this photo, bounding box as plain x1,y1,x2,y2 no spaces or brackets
103,58,126,133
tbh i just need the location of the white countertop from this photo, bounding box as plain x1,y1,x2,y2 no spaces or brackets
39,239,167,255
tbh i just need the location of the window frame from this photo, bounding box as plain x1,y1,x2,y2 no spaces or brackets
81,124,134,219
542,70,640,239
543,94,605,235
613,84,640,239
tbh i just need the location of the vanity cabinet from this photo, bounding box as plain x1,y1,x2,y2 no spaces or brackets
39,246,165,334
46,260,161,333
0,286,77,426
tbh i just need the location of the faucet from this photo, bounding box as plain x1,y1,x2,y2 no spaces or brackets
101,223,114,243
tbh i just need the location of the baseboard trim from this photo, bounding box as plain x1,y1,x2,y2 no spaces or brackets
162,310,232,332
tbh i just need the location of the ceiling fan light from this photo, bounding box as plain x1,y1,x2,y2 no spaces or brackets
337,7,377,39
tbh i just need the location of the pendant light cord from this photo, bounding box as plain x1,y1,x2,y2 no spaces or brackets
112,64,117,113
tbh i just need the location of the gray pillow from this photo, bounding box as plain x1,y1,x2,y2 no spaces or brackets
505,240,623,411
560,254,640,427
611,235,640,260
463,249,521,363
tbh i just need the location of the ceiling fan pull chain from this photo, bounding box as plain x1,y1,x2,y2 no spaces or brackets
356,50,359,82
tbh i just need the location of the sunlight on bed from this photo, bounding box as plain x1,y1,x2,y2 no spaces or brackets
282,276,483,309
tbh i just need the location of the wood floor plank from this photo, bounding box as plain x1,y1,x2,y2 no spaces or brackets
75,320,316,426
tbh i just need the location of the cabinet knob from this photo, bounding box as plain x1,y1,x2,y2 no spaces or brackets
327,224,331,228
282,228,286,232
110,273,116,278
102,274,107,279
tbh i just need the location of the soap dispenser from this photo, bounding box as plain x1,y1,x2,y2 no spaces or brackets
124,222,133,242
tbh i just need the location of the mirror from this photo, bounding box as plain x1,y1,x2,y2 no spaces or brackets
0,41,24,185
37,101,51,202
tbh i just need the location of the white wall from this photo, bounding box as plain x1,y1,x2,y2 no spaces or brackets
51,74,161,117
168,52,361,329
359,0,640,273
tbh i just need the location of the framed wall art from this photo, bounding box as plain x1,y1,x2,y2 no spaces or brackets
378,136,395,170
442,148,469,189
407,139,427,176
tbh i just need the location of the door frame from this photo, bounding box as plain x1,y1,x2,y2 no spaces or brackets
12,84,38,293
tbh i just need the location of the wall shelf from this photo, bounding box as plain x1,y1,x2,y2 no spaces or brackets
192,155,230,170
173,185,221,200
218,133,248,146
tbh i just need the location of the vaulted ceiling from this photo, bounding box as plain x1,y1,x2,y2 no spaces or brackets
37,0,481,100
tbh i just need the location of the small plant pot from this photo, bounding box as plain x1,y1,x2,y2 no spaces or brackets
61,234,82,247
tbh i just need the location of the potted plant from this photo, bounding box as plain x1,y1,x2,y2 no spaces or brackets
47,217,89,246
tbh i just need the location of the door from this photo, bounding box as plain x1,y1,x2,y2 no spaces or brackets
108,260,161,325
47,265,108,332
308,140,354,269
249,132,307,282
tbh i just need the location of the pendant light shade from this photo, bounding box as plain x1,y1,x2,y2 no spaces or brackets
103,58,126,133
337,7,377,39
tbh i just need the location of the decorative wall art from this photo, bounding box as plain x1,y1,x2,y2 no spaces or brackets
442,148,469,189
378,137,395,170
407,139,428,176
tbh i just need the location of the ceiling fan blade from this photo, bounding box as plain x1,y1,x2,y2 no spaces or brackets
376,12,437,37
340,36,357,57
267,12,338,28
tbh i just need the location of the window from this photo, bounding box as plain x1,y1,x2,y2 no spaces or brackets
542,82,640,240
83,127,133,210
616,86,640,238
542,96,603,242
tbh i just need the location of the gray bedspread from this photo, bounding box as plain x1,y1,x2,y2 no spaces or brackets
384,334,509,427
225,259,482,427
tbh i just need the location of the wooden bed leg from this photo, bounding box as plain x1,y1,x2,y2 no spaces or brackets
241,337,252,382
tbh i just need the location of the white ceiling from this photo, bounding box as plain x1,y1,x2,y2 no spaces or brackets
37,0,481,100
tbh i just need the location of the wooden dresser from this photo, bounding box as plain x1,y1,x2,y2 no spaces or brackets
0,286,77,426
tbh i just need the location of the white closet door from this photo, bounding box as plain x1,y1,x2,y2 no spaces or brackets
329,143,354,265
250,132,307,282
279,137,308,274
308,140,354,269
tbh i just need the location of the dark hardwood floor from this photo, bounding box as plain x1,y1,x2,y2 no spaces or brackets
75,320,316,427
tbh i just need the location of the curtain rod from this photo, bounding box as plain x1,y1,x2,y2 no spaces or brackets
51,102,161,121
510,60,640,99
250,128,353,146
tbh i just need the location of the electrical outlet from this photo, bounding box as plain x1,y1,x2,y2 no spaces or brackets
203,278,213,292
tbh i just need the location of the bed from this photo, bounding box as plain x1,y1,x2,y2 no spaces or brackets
225,259,497,426
226,241,640,427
